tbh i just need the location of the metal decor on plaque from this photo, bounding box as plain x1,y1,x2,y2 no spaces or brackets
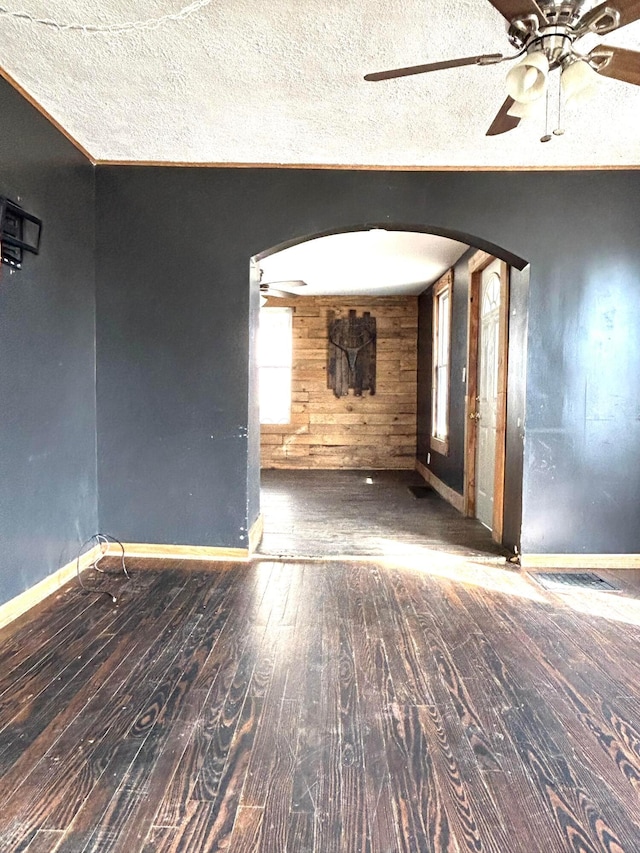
327,309,376,397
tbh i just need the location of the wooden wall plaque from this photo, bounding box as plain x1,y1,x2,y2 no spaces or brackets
327,309,376,397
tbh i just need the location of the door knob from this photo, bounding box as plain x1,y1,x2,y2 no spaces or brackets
469,411,480,420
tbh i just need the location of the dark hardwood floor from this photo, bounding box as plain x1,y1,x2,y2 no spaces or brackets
2,554,640,852
259,470,507,559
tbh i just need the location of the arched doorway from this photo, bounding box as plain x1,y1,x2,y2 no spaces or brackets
250,225,529,557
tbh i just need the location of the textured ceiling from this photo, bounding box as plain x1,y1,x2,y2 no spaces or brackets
260,230,469,296
2,0,640,167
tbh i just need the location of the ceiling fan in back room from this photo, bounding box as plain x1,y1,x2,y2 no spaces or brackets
259,271,307,305
364,0,640,140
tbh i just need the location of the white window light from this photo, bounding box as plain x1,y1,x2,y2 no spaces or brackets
258,307,293,425
431,272,453,454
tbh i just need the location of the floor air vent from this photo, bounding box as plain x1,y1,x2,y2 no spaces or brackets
531,571,621,592
408,485,433,499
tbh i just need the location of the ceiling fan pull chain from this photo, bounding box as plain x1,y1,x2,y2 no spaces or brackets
540,84,552,142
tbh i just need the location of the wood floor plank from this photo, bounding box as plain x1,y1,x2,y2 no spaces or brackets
352,634,400,853
288,567,326,816
384,566,522,852
258,699,301,852
98,568,257,851
0,572,189,802
331,570,372,853
389,566,595,852
494,603,640,806
445,580,635,851
283,563,320,705
59,623,235,849
0,564,157,690
227,805,264,853
284,809,315,853
47,568,245,852
0,589,94,684
41,584,224,850
4,546,640,852
239,626,294,809
342,576,435,853
139,825,175,853
0,572,174,780
22,829,65,853
151,565,273,828
458,582,640,850
151,693,262,852
314,571,343,853
382,700,450,853
190,643,264,804
380,567,500,852
0,571,214,848
0,600,122,731
363,564,431,705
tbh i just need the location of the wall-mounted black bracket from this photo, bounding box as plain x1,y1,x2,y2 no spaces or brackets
0,196,42,269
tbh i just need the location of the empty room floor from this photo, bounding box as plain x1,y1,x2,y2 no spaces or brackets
2,551,640,851
258,469,507,559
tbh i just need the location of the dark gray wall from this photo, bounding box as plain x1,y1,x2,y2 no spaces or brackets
94,166,640,556
0,79,97,607
95,169,256,548
523,222,640,553
503,266,529,552
246,260,261,531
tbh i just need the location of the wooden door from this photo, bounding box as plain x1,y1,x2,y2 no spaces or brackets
465,252,509,542
475,259,502,528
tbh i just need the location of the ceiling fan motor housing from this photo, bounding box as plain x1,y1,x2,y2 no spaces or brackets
508,1,620,68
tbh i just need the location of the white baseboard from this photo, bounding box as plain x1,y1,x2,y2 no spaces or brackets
105,542,250,562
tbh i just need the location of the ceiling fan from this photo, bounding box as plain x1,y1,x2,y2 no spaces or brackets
364,0,640,136
259,275,308,301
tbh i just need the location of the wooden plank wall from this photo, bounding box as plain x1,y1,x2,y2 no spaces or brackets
261,295,418,469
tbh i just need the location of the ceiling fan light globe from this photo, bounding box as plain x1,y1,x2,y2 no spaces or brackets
523,66,539,90
506,50,549,103
561,59,600,105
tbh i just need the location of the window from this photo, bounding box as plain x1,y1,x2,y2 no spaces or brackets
259,307,293,424
431,270,453,454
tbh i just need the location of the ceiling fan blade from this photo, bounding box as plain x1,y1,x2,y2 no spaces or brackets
486,97,521,136
581,0,640,32
364,53,504,82
486,0,546,23
590,44,640,86
261,280,308,299
261,279,307,290
264,288,303,299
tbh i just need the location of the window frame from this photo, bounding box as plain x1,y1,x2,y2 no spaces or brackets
431,270,453,456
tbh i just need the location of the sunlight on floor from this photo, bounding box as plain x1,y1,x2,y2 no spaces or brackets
546,587,640,627
374,545,640,623
369,540,546,602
